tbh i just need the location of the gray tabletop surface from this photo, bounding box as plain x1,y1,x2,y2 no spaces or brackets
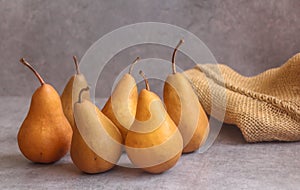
0,97,299,190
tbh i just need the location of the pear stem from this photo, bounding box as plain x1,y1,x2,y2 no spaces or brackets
139,70,150,91
128,57,140,74
78,86,89,103
73,56,80,75
20,58,45,86
172,39,184,74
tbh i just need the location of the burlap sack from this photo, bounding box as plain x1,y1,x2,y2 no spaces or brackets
184,53,300,142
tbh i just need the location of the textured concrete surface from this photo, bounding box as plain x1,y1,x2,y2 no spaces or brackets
1,0,300,97
0,97,299,189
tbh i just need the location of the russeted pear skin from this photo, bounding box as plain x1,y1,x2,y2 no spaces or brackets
102,58,139,141
61,56,90,130
17,59,72,163
71,88,122,174
163,39,210,153
164,73,209,153
125,72,183,174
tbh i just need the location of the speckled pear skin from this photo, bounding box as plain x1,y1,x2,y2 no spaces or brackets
164,73,209,153
125,89,183,174
102,73,138,141
71,97,122,174
61,73,90,131
18,84,72,163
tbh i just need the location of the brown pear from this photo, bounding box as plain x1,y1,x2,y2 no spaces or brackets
163,40,210,153
102,57,139,141
125,71,183,174
61,56,90,130
17,58,72,163
71,87,122,174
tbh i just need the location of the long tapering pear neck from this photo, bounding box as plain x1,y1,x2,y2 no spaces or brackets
78,87,89,103
172,39,184,74
73,56,80,75
20,58,45,86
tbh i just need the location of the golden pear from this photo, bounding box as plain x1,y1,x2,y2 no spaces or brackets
17,58,72,163
125,71,183,174
71,87,122,174
61,56,90,130
102,57,139,141
163,39,210,153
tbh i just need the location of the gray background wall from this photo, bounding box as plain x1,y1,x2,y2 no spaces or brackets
1,0,300,98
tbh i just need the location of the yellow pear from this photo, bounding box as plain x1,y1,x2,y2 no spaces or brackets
102,57,139,141
17,58,72,163
71,87,122,174
163,39,210,153
125,71,183,174
61,56,90,130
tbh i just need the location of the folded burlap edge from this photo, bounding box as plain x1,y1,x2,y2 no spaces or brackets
184,54,300,142
195,63,300,122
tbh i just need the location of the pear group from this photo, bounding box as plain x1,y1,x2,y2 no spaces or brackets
17,39,210,175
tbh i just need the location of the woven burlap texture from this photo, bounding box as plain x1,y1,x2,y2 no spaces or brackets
184,53,300,142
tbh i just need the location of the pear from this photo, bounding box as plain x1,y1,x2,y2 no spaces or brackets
163,39,210,153
125,71,183,174
61,56,90,130
102,57,139,141
71,87,122,174
17,58,72,163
